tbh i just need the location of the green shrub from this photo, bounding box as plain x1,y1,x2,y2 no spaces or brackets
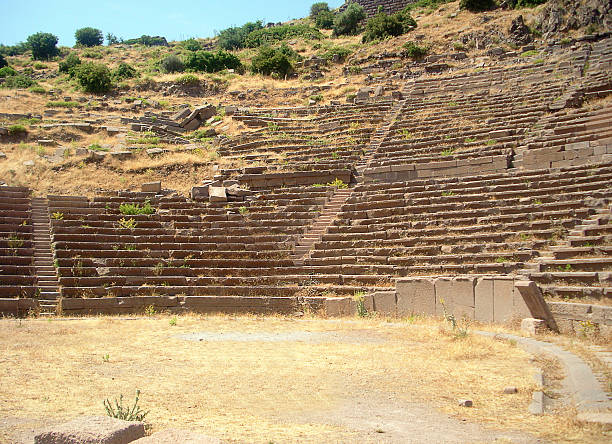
46,101,81,108
181,38,201,51
2,75,36,88
310,2,330,18
403,41,428,59
8,125,27,136
217,21,263,50
244,24,323,48
82,49,103,59
160,55,185,73
113,62,139,80
104,390,149,422
75,27,104,47
175,74,200,86
315,10,336,29
0,54,6,68
184,50,242,73
29,86,46,94
251,46,293,77
333,3,366,36
459,0,495,12
123,35,167,46
119,201,155,215
26,32,59,60
0,42,29,57
363,8,417,42
0,66,17,77
74,62,112,93
58,53,81,75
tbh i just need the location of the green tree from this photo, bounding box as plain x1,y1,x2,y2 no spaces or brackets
362,8,417,42
310,2,330,18
106,33,120,45
333,3,366,36
217,21,263,50
75,27,104,47
182,38,202,51
160,55,185,73
0,54,7,68
113,62,139,80
315,10,335,29
26,32,59,60
74,62,112,93
251,46,293,77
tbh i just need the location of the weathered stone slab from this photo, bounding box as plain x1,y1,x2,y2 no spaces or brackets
396,277,436,316
324,297,355,317
141,181,161,193
34,416,145,444
372,291,396,316
208,186,227,202
474,278,494,323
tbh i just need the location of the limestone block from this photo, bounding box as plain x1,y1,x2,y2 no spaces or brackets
35,416,145,444
141,181,161,193
372,291,396,316
208,186,227,202
324,297,355,317
493,277,515,323
396,277,435,316
475,278,494,323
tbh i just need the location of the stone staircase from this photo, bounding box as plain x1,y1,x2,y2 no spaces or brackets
291,188,353,266
520,203,612,302
31,198,61,315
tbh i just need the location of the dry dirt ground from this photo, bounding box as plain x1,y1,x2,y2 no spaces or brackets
0,315,608,443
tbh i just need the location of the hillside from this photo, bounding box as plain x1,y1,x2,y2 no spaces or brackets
0,0,608,196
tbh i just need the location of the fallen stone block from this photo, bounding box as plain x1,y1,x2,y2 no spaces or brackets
34,416,145,444
209,186,227,202
141,181,161,193
521,318,547,336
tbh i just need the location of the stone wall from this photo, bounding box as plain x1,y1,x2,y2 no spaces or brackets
363,154,511,182
518,139,612,170
548,301,612,337
238,169,352,189
0,298,39,317
59,296,330,316
395,276,533,323
340,0,414,17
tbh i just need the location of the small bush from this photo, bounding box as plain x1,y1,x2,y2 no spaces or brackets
244,24,323,48
362,8,417,43
0,54,7,68
320,45,352,62
181,38,201,51
459,0,495,12
515,0,547,7
251,46,293,77
104,390,149,422
175,74,200,86
333,3,366,36
113,62,139,80
27,32,59,60
58,53,81,75
74,62,112,93
8,125,27,136
82,49,103,59
123,35,167,46
403,41,428,59
184,50,242,73
29,86,46,94
0,66,17,77
75,27,104,47
46,101,81,108
217,21,263,50
119,201,155,215
160,55,184,73
2,75,36,88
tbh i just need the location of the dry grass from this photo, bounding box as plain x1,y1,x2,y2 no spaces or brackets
0,314,608,443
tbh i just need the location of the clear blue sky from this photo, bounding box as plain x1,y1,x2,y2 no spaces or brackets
0,0,345,46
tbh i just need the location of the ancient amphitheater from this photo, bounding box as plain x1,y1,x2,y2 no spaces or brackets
0,0,611,441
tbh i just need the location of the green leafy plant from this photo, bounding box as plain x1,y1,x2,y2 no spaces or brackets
169,316,177,326
7,125,27,136
119,201,155,215
333,3,366,36
74,62,113,93
75,27,103,47
51,212,64,220
26,32,59,60
103,390,149,422
354,291,368,317
402,41,428,59
118,217,137,229
160,55,184,73
327,178,348,189
144,305,156,316
102,353,110,363
362,8,417,43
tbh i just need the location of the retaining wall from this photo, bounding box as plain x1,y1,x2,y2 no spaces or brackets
518,139,612,170
0,298,39,317
339,0,414,17
363,154,511,182
238,169,352,189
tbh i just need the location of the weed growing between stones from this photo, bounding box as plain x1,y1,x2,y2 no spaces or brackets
103,389,149,422
440,298,470,339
